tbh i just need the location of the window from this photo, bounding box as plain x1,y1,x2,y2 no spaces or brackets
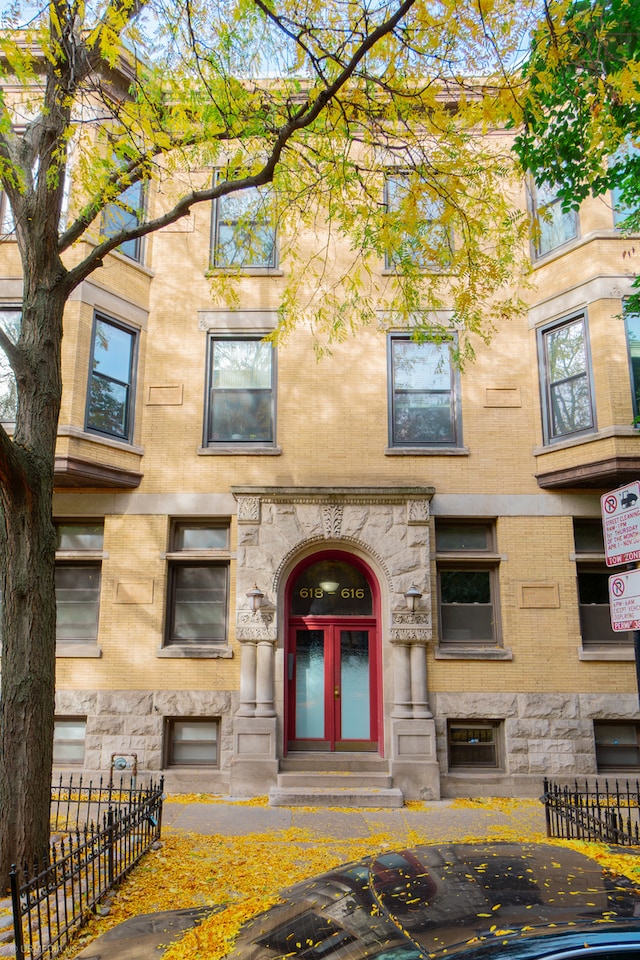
529,180,578,258
594,721,640,771
388,335,460,446
539,314,595,442
166,522,229,646
611,141,639,228
211,177,277,269
0,307,20,422
165,718,219,766
384,173,451,270
436,520,500,646
86,313,137,441
625,306,640,421
447,721,500,769
53,717,86,765
55,522,104,645
573,519,632,649
101,179,145,261
205,337,275,445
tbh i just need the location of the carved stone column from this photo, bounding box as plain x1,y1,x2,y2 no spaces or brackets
391,640,413,718
237,638,257,717
410,642,432,719
255,639,276,717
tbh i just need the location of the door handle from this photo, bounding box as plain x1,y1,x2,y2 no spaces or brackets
334,686,340,699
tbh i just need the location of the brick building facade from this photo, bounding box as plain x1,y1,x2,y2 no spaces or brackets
1,159,638,803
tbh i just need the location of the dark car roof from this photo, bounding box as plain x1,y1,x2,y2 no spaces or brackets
226,842,640,959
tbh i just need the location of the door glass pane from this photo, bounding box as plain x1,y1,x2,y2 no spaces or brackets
340,631,370,740
296,630,324,738
291,560,372,615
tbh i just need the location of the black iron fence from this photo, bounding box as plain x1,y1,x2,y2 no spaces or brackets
10,776,164,960
542,777,640,845
50,773,149,833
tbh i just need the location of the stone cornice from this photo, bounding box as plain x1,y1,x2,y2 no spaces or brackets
232,485,435,504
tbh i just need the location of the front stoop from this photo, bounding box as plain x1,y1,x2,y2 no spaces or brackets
269,754,405,808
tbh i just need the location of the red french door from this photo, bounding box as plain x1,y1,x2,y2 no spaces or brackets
287,618,379,751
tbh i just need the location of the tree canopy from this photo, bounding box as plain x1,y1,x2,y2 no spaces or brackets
513,0,640,300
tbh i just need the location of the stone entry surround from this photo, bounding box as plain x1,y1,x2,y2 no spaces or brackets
229,486,439,799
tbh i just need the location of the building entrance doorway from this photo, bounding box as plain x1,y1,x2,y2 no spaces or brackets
285,552,380,752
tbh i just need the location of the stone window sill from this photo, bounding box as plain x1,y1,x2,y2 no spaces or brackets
434,646,513,661
56,643,102,658
578,647,635,661
157,645,233,658
385,446,469,456
198,445,282,456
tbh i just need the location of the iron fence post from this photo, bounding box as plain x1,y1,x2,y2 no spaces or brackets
10,864,24,960
107,808,115,887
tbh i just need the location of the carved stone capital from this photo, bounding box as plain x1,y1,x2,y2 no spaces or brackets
236,628,278,642
392,612,430,625
390,630,431,644
237,496,261,524
407,499,430,525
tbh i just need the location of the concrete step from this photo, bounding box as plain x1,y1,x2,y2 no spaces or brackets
269,785,404,808
277,772,393,789
279,753,388,774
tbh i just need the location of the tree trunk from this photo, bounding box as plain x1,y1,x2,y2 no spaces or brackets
0,286,65,886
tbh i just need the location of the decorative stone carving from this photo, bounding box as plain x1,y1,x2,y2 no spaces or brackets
390,629,431,643
236,626,278,642
407,500,430,525
322,504,343,539
392,613,430,625
237,497,261,523
237,611,274,625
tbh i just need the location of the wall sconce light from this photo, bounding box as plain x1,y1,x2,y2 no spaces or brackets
246,584,264,613
404,585,422,612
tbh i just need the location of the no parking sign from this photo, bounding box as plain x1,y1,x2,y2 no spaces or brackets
608,569,640,631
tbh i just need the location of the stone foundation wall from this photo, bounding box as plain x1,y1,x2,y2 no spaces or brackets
55,689,238,794
433,691,640,797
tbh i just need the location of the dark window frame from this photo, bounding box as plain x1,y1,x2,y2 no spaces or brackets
210,173,277,270
101,179,146,263
594,720,640,772
383,171,453,272
447,720,502,770
436,520,501,647
528,179,579,260
387,334,462,448
624,304,640,422
85,312,138,442
54,521,104,646
204,335,276,447
164,717,220,767
573,519,633,649
164,521,231,647
538,312,596,444
53,716,87,765
0,306,20,423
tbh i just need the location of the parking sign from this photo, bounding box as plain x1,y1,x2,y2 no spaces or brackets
609,569,640,630
601,481,640,566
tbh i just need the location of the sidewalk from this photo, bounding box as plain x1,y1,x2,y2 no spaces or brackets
161,796,548,845
75,797,548,960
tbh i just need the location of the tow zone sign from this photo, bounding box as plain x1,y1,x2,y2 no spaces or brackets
601,481,640,566
609,569,640,631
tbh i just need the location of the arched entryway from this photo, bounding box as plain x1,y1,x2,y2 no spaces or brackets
285,551,382,754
